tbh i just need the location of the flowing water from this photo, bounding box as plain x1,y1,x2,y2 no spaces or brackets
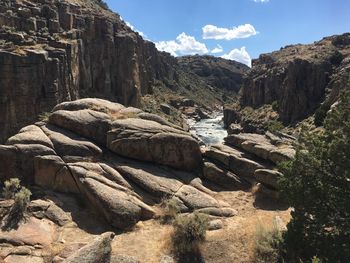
188,112,227,145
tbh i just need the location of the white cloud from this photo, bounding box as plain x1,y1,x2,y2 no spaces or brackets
254,0,270,2
211,44,224,54
155,32,209,56
221,47,252,67
202,24,257,40
125,21,147,39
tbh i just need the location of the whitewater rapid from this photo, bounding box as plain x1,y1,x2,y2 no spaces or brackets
188,112,227,145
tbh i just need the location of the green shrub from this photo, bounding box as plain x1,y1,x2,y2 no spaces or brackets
271,101,279,111
254,221,283,263
160,197,180,224
279,91,350,262
171,212,209,262
267,120,284,133
314,102,331,127
3,178,21,199
2,179,31,230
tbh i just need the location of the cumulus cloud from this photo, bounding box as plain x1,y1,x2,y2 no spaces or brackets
254,0,270,2
125,21,147,39
211,44,224,54
155,33,209,56
202,24,257,40
221,47,252,67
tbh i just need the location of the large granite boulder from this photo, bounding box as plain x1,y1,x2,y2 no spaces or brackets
107,119,202,171
225,133,295,164
62,232,114,263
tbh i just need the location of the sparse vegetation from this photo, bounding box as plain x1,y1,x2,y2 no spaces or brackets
279,91,350,262
38,112,51,122
314,101,331,126
171,212,209,262
254,221,283,263
160,197,180,224
1,179,32,230
95,0,109,10
267,120,284,133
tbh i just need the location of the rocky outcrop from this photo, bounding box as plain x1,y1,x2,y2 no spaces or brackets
0,98,238,230
0,0,177,143
202,132,295,196
240,34,350,124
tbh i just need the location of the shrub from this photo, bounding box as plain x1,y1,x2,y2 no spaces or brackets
2,179,31,230
171,212,209,262
38,112,51,122
160,197,180,224
279,91,350,262
3,178,21,199
267,120,284,133
271,101,279,111
314,102,331,127
254,221,283,263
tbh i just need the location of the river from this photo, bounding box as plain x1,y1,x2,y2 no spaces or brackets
188,112,227,145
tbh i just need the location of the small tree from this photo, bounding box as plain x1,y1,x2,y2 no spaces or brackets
1,179,31,230
279,91,350,262
171,212,209,262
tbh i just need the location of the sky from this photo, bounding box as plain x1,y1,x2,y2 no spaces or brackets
105,0,350,67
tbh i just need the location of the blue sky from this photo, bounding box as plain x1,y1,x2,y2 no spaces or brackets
106,0,350,66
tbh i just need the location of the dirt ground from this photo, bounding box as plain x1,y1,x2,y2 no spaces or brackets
109,190,291,263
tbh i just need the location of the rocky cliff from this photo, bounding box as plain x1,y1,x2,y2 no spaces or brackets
0,0,249,143
0,0,179,143
240,33,350,124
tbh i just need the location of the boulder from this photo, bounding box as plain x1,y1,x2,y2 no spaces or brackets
48,109,111,146
6,125,53,149
202,162,248,189
0,217,58,246
62,232,114,263
254,169,283,189
0,144,56,184
225,133,295,164
52,98,125,113
160,103,171,115
227,123,243,135
223,108,241,128
41,124,102,161
107,119,202,171
69,164,155,229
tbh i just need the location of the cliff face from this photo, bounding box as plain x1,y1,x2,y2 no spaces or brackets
240,34,350,124
0,0,177,142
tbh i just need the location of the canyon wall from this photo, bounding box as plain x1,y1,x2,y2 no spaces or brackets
240,34,350,124
0,0,177,142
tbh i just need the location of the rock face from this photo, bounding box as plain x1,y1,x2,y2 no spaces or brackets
0,98,237,230
240,34,350,124
0,0,177,143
